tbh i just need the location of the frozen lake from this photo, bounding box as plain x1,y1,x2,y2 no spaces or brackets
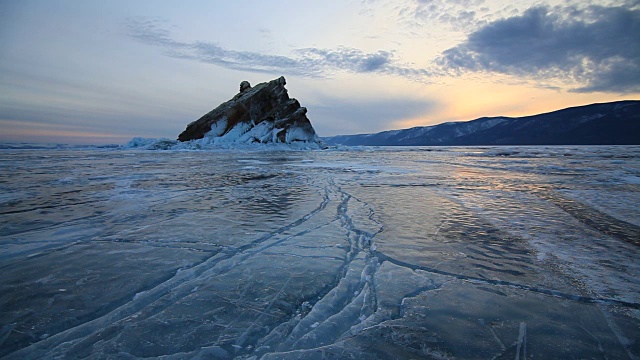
1,145,639,359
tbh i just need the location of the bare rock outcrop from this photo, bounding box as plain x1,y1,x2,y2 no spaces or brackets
178,76,322,146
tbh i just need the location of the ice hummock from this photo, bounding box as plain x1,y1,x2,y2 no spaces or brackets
123,127,325,151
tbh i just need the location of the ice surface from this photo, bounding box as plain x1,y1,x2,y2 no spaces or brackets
1,145,639,359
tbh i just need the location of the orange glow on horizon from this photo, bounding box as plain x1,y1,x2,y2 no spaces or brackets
0,120,133,145
391,76,640,131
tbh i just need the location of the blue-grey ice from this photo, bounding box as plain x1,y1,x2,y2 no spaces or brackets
1,145,639,359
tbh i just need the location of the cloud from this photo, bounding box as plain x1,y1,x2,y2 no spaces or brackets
126,17,432,80
397,0,487,31
293,47,393,73
436,4,640,93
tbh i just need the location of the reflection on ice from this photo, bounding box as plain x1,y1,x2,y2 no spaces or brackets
0,146,639,359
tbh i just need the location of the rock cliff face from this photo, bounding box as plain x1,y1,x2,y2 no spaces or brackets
178,77,322,146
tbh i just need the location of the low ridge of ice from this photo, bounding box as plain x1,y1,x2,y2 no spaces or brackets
123,135,321,152
124,118,324,150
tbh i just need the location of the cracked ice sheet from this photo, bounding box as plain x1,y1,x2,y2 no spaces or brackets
261,264,636,360
348,184,553,287
444,188,640,305
1,147,640,359
560,189,640,227
0,150,340,358
342,278,635,360
0,241,209,356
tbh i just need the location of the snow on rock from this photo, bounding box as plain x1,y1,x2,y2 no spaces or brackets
177,76,324,147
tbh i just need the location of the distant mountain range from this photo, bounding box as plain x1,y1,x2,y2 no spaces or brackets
323,100,640,146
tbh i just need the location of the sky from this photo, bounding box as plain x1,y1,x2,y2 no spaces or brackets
0,0,639,144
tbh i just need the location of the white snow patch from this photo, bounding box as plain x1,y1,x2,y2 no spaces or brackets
208,118,228,138
122,121,323,150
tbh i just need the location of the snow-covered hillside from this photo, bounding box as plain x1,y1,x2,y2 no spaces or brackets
324,100,640,146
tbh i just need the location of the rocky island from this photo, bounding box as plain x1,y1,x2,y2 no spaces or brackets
178,76,323,147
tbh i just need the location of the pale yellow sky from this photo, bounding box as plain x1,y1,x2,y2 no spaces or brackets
395,76,636,129
0,0,638,143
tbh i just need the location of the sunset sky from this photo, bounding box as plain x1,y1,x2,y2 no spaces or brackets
1,0,639,144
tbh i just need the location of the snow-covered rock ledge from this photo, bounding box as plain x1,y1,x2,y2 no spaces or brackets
123,77,326,150
122,136,324,151
178,76,324,148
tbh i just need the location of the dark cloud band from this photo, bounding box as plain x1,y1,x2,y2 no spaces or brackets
437,4,640,93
